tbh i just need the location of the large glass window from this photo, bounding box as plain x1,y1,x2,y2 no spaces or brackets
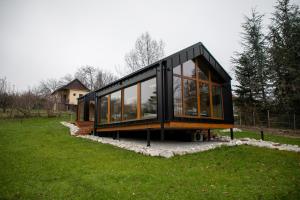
173,76,182,115
182,60,196,78
173,56,224,119
123,84,137,120
110,91,121,122
141,78,157,119
99,95,108,124
199,83,211,117
212,85,223,118
183,79,198,116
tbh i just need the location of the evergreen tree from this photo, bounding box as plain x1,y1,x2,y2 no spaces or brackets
232,9,268,112
268,0,300,113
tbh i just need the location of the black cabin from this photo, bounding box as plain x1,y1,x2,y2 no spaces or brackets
77,42,234,136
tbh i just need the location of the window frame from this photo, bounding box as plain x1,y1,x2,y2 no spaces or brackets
173,58,224,120
97,76,158,125
140,77,158,119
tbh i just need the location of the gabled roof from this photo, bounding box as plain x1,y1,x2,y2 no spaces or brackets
95,42,231,93
52,79,90,94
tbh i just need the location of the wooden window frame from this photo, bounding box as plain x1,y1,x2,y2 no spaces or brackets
173,58,224,120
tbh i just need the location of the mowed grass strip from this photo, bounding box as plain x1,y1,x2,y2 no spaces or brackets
0,118,300,200
215,129,300,146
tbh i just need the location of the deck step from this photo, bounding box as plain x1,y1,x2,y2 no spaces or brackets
75,121,94,135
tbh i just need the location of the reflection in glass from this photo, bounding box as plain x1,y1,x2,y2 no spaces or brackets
123,84,137,120
182,60,196,78
173,65,181,75
200,83,211,117
100,95,108,124
141,78,157,119
197,59,209,80
212,86,223,118
183,79,198,116
89,101,95,121
173,76,182,115
211,70,223,83
110,91,121,122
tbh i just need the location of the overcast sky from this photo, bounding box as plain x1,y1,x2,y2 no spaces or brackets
0,0,299,91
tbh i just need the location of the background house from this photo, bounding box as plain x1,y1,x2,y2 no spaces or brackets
52,79,90,111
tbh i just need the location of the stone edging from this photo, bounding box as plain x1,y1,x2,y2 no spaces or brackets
61,122,300,158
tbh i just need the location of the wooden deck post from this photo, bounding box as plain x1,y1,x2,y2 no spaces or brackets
147,129,151,147
230,128,234,140
160,129,165,141
207,129,211,141
117,131,120,141
260,130,264,140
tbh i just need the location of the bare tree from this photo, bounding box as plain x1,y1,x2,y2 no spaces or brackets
123,32,165,74
75,65,97,90
58,74,73,86
38,78,61,96
75,65,117,90
94,70,117,90
0,77,13,113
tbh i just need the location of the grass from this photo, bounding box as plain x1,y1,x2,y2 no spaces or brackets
215,129,300,146
0,118,300,200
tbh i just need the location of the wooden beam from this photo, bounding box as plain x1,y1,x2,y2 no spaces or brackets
137,83,141,119
97,121,233,132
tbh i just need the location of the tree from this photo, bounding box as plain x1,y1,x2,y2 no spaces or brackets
94,70,117,90
123,32,165,74
268,0,300,113
75,65,117,91
38,78,61,96
232,9,269,111
0,77,13,113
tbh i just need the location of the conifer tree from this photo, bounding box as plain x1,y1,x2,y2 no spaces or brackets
232,9,268,112
268,0,300,113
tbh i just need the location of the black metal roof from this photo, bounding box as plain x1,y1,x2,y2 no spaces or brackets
93,42,231,94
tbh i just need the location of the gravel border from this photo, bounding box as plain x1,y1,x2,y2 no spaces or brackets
61,121,300,158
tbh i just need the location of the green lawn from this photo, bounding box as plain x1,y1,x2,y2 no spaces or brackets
0,118,300,200
215,129,300,146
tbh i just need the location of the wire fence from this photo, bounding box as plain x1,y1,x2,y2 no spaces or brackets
234,110,299,130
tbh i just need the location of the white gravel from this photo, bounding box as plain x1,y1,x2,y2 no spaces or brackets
61,121,300,158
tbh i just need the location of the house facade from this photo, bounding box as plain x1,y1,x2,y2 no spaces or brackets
52,79,90,111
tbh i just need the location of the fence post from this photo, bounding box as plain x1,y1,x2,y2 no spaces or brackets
253,111,255,126
260,130,264,140
294,113,296,130
267,110,270,128
240,112,242,126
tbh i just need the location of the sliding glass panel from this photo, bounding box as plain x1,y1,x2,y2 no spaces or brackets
182,60,196,78
110,91,121,122
199,83,211,117
173,76,182,115
183,79,198,116
141,78,157,119
99,95,108,124
173,65,181,75
212,85,223,118
123,84,137,120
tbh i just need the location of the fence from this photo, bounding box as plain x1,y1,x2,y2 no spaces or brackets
234,110,299,130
